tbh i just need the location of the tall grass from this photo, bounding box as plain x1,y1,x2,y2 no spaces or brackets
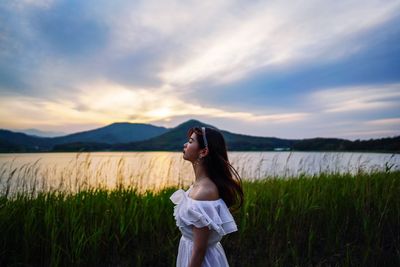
1,152,398,196
0,152,197,196
0,187,179,266
1,169,399,266
226,171,400,266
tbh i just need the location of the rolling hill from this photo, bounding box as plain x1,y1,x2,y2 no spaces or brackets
0,119,399,152
0,122,168,152
51,122,168,144
112,119,293,151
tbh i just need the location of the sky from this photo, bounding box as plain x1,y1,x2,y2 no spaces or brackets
0,0,399,140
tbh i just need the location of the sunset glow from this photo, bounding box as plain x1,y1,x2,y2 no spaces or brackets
0,1,399,139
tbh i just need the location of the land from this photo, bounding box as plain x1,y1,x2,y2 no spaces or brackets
1,119,399,153
1,170,399,266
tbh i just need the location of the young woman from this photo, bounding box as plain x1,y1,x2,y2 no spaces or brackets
170,126,244,267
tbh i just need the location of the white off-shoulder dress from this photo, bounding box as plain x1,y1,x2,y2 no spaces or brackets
170,185,238,267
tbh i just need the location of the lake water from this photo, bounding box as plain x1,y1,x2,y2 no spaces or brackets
0,151,398,194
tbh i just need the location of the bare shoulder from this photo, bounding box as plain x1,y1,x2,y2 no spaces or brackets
191,179,220,201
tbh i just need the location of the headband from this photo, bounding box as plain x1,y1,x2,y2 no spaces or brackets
201,127,208,147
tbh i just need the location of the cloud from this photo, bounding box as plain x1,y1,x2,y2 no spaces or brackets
365,118,400,126
310,83,400,113
1,0,400,139
160,1,400,86
2,0,400,94
0,79,309,133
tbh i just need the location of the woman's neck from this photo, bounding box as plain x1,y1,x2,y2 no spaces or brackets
193,164,208,182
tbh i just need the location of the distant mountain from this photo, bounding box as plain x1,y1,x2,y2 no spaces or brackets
112,119,215,150
0,122,169,152
0,119,399,152
291,136,400,152
51,122,168,145
112,119,293,151
16,128,67,137
0,130,52,152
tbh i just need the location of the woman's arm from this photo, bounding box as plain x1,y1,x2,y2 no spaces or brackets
189,226,211,267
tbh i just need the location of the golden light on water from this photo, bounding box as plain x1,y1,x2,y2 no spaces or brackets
0,152,398,195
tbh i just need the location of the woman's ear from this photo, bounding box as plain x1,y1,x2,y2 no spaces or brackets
200,147,209,158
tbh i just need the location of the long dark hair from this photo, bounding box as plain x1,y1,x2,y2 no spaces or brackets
187,126,244,212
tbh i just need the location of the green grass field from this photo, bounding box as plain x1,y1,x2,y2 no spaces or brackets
1,170,399,266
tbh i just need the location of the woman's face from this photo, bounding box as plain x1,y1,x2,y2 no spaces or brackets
182,132,201,163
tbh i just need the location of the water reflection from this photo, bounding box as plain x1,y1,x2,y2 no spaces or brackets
0,151,398,195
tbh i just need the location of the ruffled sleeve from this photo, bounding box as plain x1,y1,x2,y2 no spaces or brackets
170,188,238,236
